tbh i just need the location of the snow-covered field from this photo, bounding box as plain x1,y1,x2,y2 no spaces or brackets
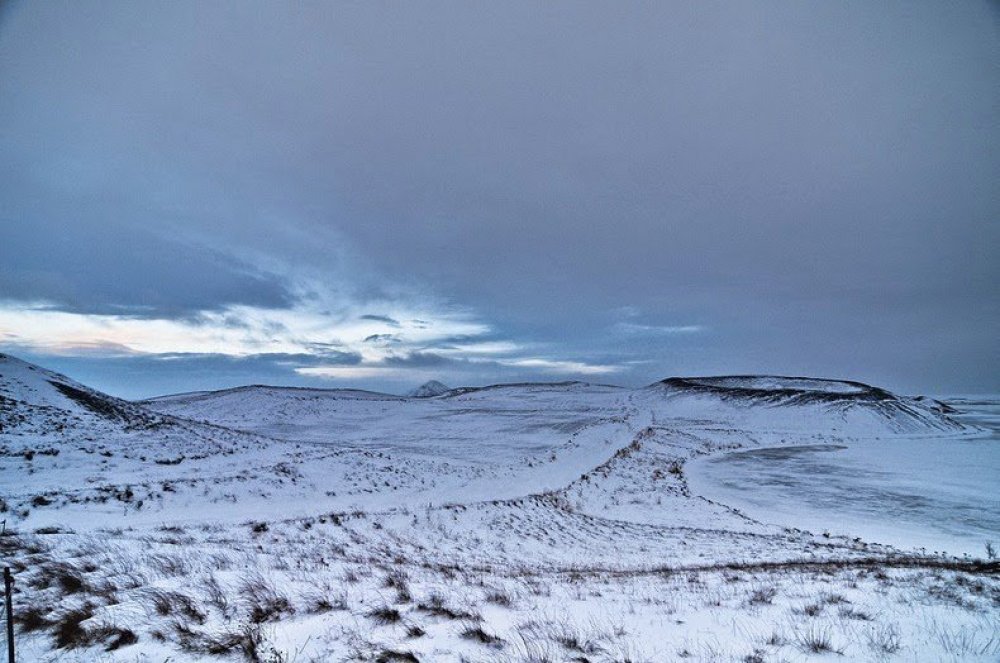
1,353,997,662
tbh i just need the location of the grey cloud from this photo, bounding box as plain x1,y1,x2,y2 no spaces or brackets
6,351,341,399
303,342,349,354
383,352,453,368
363,334,400,344
0,1,996,394
359,315,401,327
0,181,294,317
298,350,362,366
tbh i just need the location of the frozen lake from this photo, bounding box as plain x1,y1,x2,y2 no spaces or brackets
687,398,1000,557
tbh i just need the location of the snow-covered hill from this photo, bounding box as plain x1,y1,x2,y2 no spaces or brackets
647,374,965,434
0,353,166,434
0,355,436,529
140,383,402,432
3,354,996,662
407,379,450,398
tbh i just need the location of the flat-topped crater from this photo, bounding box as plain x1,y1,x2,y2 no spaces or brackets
658,375,894,403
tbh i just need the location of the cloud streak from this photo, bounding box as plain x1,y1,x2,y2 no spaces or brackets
0,283,620,384
0,293,489,363
614,323,705,336
496,358,619,376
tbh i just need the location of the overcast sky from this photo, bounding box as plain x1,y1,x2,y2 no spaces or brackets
1,1,997,398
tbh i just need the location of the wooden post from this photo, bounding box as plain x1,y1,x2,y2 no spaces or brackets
3,567,12,663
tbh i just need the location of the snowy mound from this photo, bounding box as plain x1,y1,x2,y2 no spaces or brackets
442,380,622,399
0,353,163,432
407,380,450,398
145,383,399,407
650,374,965,434
658,375,892,403
142,384,402,432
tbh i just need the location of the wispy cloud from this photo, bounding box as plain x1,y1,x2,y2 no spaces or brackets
434,340,521,355
497,358,619,375
0,290,623,383
613,322,705,336
0,296,488,363
294,365,401,379
359,314,401,327
294,351,620,381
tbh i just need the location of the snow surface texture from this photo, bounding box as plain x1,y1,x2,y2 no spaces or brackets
1,352,997,662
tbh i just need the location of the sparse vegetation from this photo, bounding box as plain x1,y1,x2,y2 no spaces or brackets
375,650,420,663
866,623,902,655
240,572,294,624
746,584,777,605
2,355,996,661
793,623,841,654
416,593,481,621
369,605,403,625
460,623,504,646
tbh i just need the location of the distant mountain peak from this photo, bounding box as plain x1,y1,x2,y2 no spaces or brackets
407,380,450,398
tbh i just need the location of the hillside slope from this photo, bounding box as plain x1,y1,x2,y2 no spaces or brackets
4,355,994,663
646,375,965,434
0,353,165,434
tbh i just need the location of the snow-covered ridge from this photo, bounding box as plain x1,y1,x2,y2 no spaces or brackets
0,352,108,407
440,379,625,398
2,353,964,438
648,374,966,434
0,352,165,432
656,375,891,401
143,383,402,405
138,383,409,437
